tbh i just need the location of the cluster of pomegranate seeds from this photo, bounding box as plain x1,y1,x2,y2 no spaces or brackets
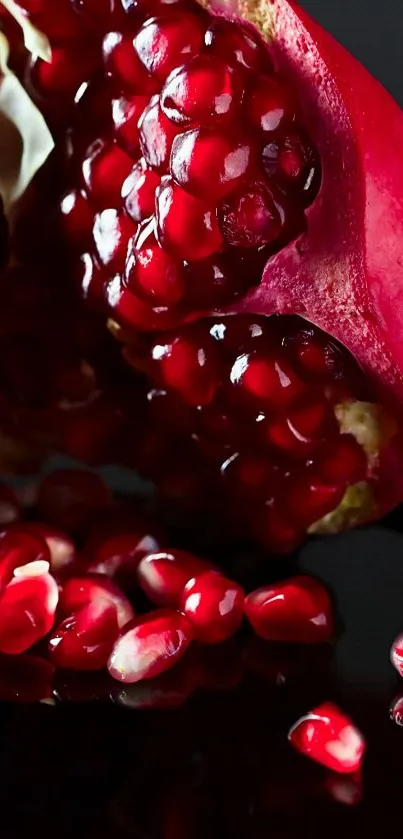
14,0,320,325
288,703,366,775
123,314,371,552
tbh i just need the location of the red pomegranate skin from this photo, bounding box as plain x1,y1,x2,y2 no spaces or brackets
226,0,403,404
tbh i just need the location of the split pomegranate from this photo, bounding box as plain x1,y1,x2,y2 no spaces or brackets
1,0,403,555
244,574,333,644
288,702,366,774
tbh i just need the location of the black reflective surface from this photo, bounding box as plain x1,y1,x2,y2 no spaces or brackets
3,1,403,836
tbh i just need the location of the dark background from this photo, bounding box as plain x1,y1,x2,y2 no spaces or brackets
3,2,403,837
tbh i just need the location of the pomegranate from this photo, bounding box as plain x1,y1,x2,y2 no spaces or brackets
244,574,334,644
1,0,403,554
108,609,193,683
288,702,366,774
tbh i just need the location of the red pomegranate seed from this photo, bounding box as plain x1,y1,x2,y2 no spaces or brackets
204,17,273,73
134,13,205,82
170,128,254,201
0,654,54,703
49,599,120,671
123,159,161,223
246,75,295,134
139,96,179,172
60,189,95,251
160,54,244,125
0,562,59,654
60,573,134,628
105,273,183,331
252,503,304,554
218,180,288,248
221,451,277,500
74,0,126,30
28,44,100,101
285,473,345,526
108,609,193,683
103,31,157,94
180,570,244,644
93,208,136,274
324,772,362,807
37,469,111,534
20,0,83,40
391,634,403,677
263,396,335,457
244,575,334,644
315,436,367,485
112,94,150,157
125,220,186,306
137,549,211,608
230,351,304,410
155,178,223,261
0,484,20,526
152,329,222,406
82,139,134,209
390,694,403,726
288,703,366,774
0,529,50,591
9,523,76,578
87,530,161,586
263,128,321,206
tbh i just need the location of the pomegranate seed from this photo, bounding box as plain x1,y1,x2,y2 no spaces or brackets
86,530,161,587
252,503,304,554
229,351,304,410
134,13,205,82
0,484,20,526
263,396,335,457
9,523,76,578
123,159,161,223
139,96,180,172
391,634,403,676
315,436,367,485
105,273,183,331
125,220,186,306
180,570,244,644
112,94,150,156
108,609,193,683
155,178,223,261
324,772,363,807
288,702,366,774
204,17,273,74
37,469,111,534
82,139,134,209
0,654,54,703
93,208,136,274
262,127,321,206
160,54,244,125
221,451,277,500
285,473,345,526
28,44,100,102
60,573,134,628
246,75,294,134
103,31,157,94
20,0,83,40
49,599,120,670
152,329,222,406
74,0,126,30
244,575,334,644
0,562,59,654
170,127,254,201
389,694,403,726
218,180,288,248
0,529,50,591
137,549,211,607
60,189,95,251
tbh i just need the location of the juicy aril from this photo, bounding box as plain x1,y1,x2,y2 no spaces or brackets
3,0,403,552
